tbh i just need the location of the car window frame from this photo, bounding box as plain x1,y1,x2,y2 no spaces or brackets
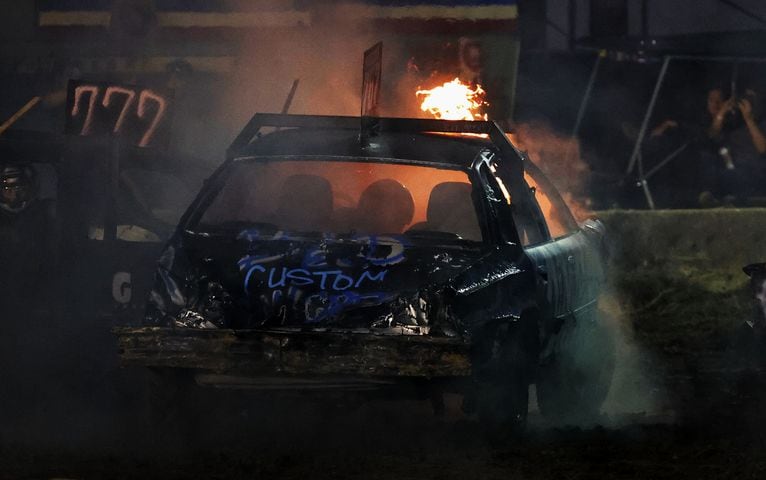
523,158,579,244
477,147,553,247
470,149,523,246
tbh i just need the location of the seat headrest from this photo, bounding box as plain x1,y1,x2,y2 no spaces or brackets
356,179,415,234
427,182,473,225
426,182,480,240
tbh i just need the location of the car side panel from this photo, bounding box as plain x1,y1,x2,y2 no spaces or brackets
524,230,604,320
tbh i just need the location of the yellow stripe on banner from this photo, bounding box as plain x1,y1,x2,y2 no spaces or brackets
76,56,237,74
39,10,311,27
160,12,310,28
39,11,111,26
14,56,237,75
337,5,519,20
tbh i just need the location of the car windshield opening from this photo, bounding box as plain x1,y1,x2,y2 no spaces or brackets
194,158,482,242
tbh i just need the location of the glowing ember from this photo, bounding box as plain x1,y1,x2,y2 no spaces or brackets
416,78,488,121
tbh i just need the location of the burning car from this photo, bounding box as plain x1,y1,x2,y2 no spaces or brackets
115,114,613,433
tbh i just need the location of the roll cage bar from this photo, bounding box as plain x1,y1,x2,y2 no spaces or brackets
227,113,524,178
225,112,551,237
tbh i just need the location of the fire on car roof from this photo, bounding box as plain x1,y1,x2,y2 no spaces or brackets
115,75,613,446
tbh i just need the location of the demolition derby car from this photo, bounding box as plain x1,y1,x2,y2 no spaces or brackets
116,114,614,430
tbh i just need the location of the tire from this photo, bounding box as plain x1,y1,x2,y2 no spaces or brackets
536,310,616,422
144,368,201,445
475,312,539,442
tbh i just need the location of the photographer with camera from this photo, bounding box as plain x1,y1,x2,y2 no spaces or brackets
700,84,766,205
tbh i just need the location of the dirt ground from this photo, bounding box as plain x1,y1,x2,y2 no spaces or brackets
1,398,765,480
2,265,766,480
2,336,766,479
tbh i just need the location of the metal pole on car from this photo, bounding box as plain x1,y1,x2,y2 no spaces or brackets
636,152,656,210
625,55,672,178
0,97,41,136
566,52,603,165
275,79,300,132
280,79,300,115
637,141,690,210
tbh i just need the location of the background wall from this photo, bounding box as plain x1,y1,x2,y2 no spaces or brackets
545,0,766,51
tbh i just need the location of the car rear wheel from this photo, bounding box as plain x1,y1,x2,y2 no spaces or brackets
144,368,203,445
474,312,539,443
536,311,615,423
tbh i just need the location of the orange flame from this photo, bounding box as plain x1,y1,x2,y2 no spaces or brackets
416,78,488,121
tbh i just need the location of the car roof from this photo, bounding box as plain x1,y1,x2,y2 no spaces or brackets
236,128,493,169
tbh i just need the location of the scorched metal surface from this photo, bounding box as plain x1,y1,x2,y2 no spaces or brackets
115,114,612,431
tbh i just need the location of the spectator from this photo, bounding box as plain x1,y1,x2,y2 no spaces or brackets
699,84,766,205
0,163,53,306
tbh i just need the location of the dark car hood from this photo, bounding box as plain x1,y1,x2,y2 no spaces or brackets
177,229,487,329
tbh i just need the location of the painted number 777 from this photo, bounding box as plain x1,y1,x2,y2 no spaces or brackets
71,85,168,147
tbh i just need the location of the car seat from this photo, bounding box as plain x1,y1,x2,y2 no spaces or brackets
410,182,480,240
355,179,414,234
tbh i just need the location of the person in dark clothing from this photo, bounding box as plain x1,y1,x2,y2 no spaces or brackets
0,163,51,305
1,164,36,214
0,163,60,441
732,263,766,370
700,86,766,204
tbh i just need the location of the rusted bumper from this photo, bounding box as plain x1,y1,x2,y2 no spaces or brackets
114,327,472,379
